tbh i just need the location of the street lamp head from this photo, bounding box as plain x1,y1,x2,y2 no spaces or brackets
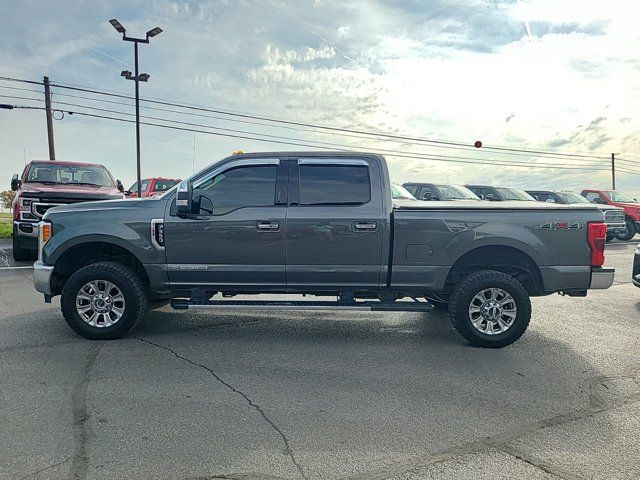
138,73,150,82
120,70,133,79
146,27,163,38
109,19,126,34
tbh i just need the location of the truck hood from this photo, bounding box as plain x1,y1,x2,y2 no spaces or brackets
20,182,122,197
587,204,624,212
612,202,640,209
43,198,143,217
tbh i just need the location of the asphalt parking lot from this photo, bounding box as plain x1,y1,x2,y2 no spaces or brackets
1,239,639,480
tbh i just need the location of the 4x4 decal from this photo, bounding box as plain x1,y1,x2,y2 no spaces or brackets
530,221,585,230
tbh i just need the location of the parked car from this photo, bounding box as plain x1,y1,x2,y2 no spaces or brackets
403,183,480,201
10,160,125,260
391,182,416,200
127,177,181,198
527,190,625,240
581,189,640,241
466,185,536,201
33,151,613,348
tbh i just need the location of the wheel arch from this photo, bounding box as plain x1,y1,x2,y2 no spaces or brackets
51,240,150,296
444,245,544,296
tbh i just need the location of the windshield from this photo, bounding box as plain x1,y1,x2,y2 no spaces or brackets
391,183,416,200
557,192,590,204
26,163,114,187
605,190,636,203
495,187,535,201
435,184,479,200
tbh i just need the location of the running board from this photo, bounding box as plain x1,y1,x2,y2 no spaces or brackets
170,299,433,312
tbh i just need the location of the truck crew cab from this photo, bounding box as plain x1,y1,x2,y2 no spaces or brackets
33,152,613,348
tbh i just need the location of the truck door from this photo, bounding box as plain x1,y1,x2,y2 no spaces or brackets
163,158,287,289
285,157,386,290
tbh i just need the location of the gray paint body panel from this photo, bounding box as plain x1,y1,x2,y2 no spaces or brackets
38,151,608,299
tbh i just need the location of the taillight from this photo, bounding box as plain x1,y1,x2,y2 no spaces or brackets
588,222,607,267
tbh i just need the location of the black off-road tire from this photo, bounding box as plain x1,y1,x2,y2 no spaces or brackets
448,270,531,348
12,234,34,261
61,262,148,340
614,217,637,241
605,233,615,243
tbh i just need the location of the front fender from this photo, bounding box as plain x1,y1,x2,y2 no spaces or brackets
43,218,162,266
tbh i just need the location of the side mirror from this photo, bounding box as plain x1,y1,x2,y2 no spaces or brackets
421,192,433,201
116,179,125,193
545,198,555,203
592,197,604,204
485,193,495,201
10,174,20,191
176,180,193,216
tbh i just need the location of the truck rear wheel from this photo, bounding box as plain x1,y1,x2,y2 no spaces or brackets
614,217,637,241
448,270,531,348
61,262,148,340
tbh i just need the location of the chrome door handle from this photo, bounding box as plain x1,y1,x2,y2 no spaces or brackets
353,221,377,231
257,222,280,231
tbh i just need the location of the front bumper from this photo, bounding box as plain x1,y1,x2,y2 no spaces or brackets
13,220,39,237
33,261,54,296
605,222,626,234
589,267,615,289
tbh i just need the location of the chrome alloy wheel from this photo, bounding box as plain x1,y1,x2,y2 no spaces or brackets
468,287,517,335
75,280,126,328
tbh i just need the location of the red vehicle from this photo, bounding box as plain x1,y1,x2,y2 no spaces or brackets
10,160,125,260
127,177,181,198
581,189,640,241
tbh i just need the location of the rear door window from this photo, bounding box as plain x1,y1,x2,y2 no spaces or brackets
298,163,370,205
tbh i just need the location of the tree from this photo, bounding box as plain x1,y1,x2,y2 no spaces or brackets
0,190,16,209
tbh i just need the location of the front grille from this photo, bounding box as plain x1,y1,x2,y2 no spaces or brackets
604,210,625,223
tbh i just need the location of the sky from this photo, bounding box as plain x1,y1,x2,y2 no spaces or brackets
1,0,639,195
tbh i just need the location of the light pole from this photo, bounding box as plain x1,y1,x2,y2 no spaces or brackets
109,19,162,194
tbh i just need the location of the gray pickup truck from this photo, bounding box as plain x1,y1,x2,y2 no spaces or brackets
33,152,614,348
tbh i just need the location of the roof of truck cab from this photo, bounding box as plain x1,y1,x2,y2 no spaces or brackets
27,160,107,167
225,151,386,160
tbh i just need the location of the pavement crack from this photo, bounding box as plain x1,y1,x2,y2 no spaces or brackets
341,364,640,480
18,456,71,480
68,346,101,480
495,445,585,480
135,336,307,480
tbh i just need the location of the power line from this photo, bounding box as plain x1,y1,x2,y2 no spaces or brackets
44,78,616,160
2,75,637,164
35,105,635,173
47,98,616,171
1,93,634,173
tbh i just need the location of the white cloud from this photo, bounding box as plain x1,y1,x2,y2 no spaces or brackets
0,0,639,195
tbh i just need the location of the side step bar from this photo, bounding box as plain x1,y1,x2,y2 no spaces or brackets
170,299,433,312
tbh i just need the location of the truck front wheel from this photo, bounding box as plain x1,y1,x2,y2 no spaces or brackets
448,270,531,348
614,217,637,241
61,262,148,340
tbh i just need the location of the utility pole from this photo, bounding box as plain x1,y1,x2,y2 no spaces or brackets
43,76,56,160
611,153,616,190
109,19,162,194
